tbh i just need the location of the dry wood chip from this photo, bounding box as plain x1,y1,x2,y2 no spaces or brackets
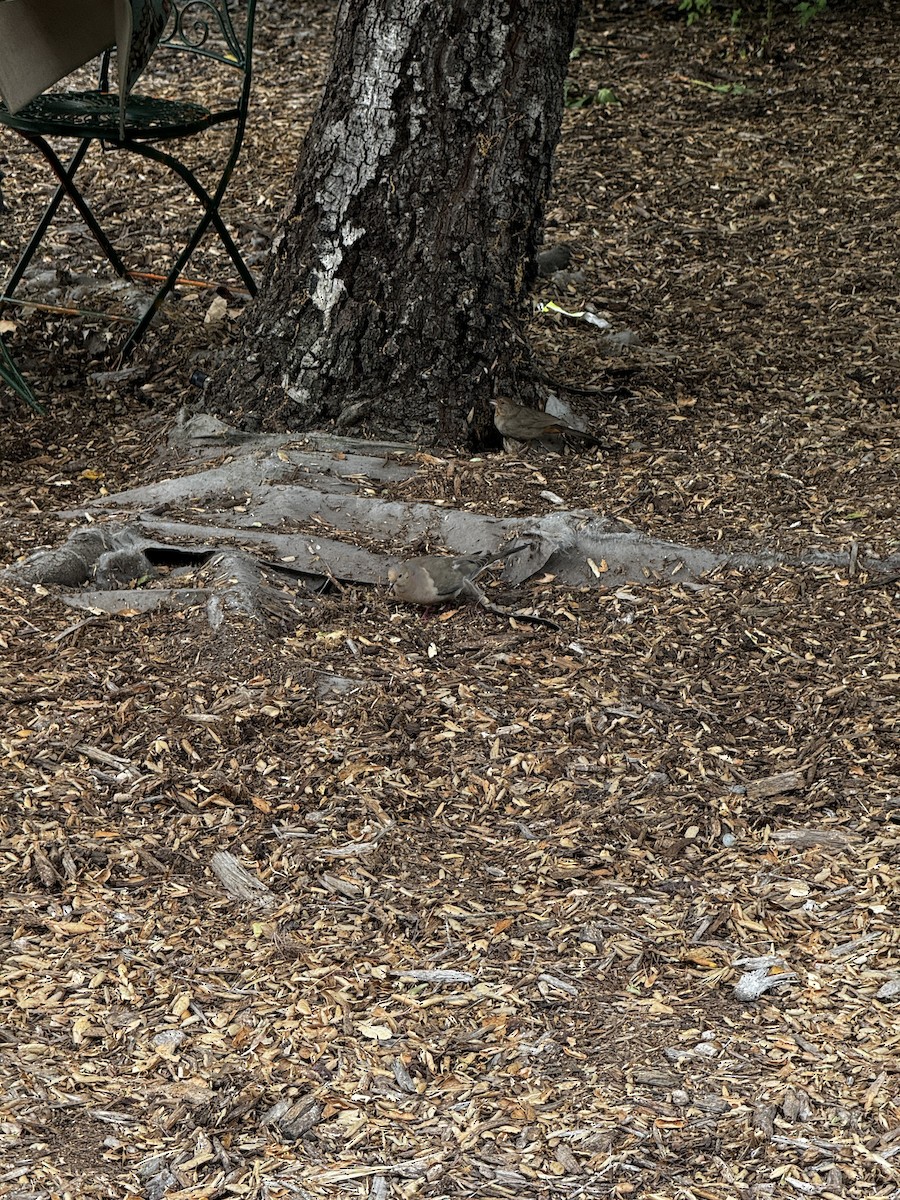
2,11,900,1200
631,1068,682,1089
209,850,276,908
552,1143,582,1174
320,871,363,897
537,972,579,995
781,1088,812,1123
827,932,883,959
747,766,813,800
261,1096,324,1138
770,827,857,850
390,969,476,984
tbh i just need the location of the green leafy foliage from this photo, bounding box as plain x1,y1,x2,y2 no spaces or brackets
678,0,713,24
564,80,620,109
795,0,828,26
677,0,829,25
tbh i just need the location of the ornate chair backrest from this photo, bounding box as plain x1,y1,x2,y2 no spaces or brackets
158,0,257,74
96,0,257,114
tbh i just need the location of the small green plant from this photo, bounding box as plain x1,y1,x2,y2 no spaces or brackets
677,0,828,26
563,81,620,109
563,79,587,109
679,0,713,24
795,0,828,26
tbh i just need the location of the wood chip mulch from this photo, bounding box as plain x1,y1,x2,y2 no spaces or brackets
1,2,899,1198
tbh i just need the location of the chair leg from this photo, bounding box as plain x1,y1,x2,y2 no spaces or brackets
118,204,217,356
4,135,128,300
137,141,257,294
5,125,256,358
118,140,257,358
2,138,91,299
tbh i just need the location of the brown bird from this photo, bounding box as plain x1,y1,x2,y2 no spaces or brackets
388,546,520,606
491,395,603,449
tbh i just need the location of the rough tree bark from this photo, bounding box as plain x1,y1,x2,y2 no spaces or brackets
214,0,581,445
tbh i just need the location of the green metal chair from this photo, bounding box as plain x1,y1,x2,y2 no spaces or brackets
0,0,258,360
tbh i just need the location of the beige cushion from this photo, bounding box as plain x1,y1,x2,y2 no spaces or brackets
0,0,129,112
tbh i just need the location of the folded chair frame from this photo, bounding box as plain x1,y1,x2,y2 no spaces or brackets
0,0,258,362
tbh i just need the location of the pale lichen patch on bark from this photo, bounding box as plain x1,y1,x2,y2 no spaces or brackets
309,223,364,329
305,11,415,349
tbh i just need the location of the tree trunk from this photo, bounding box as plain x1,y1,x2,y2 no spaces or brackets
216,0,580,445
